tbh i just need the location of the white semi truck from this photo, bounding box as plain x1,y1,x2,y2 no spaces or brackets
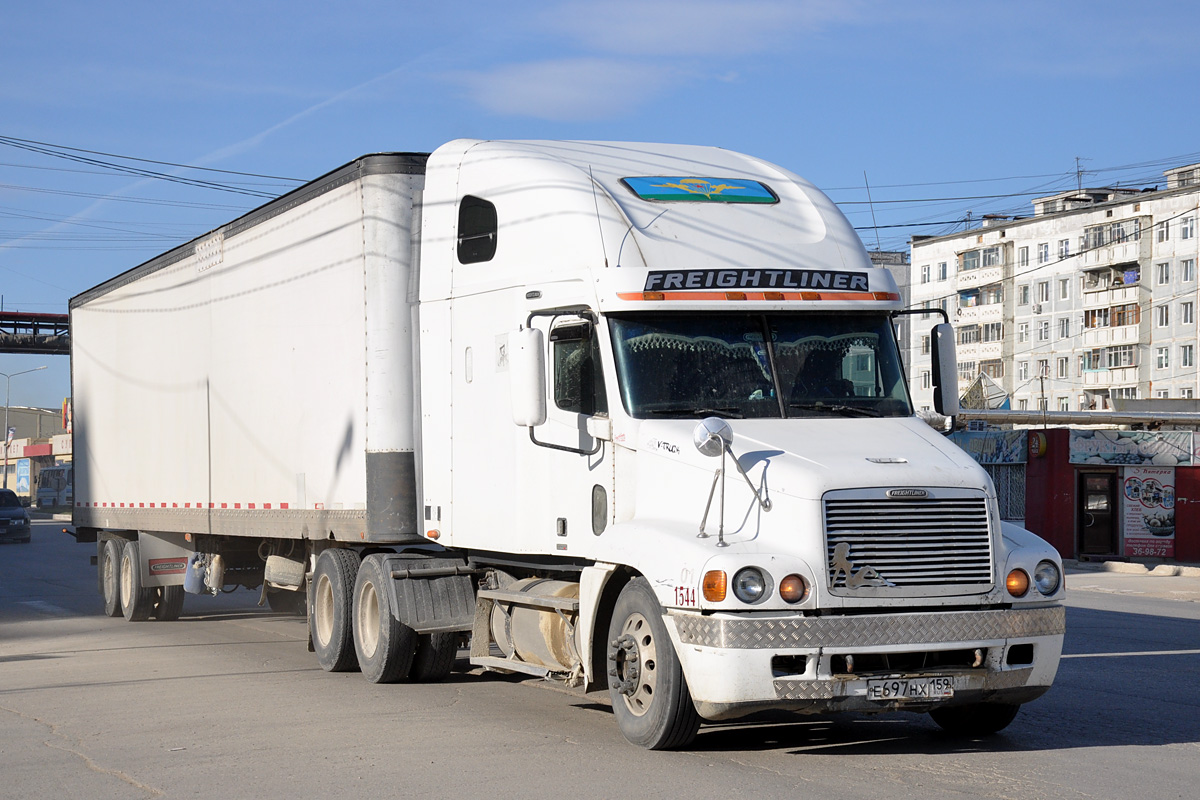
72,140,1064,749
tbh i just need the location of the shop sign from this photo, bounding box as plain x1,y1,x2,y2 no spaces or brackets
1122,466,1175,558
950,430,1027,464
1069,430,1192,466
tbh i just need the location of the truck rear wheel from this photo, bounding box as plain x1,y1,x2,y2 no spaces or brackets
409,632,458,682
119,541,156,622
101,539,124,617
606,578,701,750
154,585,185,621
310,549,361,672
929,702,1020,736
353,554,416,683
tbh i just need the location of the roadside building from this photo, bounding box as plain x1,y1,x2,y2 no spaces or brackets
906,163,1200,413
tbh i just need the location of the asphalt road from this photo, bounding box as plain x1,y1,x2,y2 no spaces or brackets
2,521,1198,799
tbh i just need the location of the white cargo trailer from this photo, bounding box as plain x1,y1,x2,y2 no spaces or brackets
72,140,1065,748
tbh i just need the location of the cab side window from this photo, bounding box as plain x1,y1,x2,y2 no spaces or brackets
551,323,607,416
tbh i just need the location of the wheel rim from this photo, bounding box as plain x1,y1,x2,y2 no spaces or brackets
120,553,132,608
613,612,657,717
314,574,335,647
357,579,380,658
103,549,116,598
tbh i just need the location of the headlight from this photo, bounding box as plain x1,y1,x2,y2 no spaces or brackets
1033,561,1061,595
779,574,809,603
732,567,768,604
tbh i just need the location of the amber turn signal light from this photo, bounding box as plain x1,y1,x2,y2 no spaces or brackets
703,570,727,602
1006,568,1030,597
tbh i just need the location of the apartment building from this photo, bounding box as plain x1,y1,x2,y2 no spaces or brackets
906,164,1200,413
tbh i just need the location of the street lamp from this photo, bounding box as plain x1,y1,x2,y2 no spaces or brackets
1,366,48,490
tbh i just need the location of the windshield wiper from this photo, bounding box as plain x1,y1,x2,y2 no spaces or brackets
787,403,880,418
644,406,745,419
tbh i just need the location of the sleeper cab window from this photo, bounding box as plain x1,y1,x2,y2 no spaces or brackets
457,195,497,264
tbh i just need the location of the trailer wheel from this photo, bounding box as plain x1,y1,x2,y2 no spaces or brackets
119,541,156,622
353,554,416,683
101,539,124,617
606,578,701,750
154,585,185,621
409,632,458,682
929,702,1020,736
311,549,361,672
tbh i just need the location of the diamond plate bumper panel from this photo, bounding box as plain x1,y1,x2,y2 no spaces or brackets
673,605,1065,650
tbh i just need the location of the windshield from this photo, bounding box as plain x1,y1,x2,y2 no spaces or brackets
608,312,912,419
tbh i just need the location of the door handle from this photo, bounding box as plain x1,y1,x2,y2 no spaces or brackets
1084,512,1095,527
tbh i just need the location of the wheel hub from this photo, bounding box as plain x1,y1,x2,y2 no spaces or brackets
608,612,658,716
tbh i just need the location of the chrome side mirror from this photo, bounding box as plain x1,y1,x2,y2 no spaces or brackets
693,417,733,457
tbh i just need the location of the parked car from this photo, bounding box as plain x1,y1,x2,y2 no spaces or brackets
0,489,32,543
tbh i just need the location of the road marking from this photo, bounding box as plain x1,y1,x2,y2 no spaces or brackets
1062,649,1200,659
18,600,71,616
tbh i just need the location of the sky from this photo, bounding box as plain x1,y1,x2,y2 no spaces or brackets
3,0,1199,407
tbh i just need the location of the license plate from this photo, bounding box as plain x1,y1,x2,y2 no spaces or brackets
866,676,954,701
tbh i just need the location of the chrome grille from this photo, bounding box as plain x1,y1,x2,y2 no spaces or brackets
824,495,992,590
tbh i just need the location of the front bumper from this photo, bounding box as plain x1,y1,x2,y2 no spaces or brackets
0,522,31,542
666,605,1065,720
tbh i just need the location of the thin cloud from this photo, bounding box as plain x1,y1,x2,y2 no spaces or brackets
451,58,677,122
545,0,868,56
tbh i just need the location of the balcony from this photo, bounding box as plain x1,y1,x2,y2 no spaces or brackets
1081,324,1140,348
1082,284,1140,309
1080,241,1141,270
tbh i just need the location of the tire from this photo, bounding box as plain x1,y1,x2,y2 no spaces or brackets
119,540,156,622
266,587,307,616
353,554,416,683
153,585,185,621
929,702,1021,736
409,632,458,682
100,540,124,617
310,549,361,672
607,578,701,749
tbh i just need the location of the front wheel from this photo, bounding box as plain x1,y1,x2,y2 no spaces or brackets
606,578,701,750
929,702,1021,736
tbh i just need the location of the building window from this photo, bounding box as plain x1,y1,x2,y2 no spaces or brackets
1059,278,1069,300
981,359,1003,378
1112,387,1140,400
920,371,931,389
1037,397,1048,411
1037,243,1050,264
1059,317,1070,339
1108,345,1136,368
1182,216,1196,240
1157,305,1170,327
1018,322,1030,342
1058,397,1070,411
1036,359,1049,378
1018,362,1030,381
957,361,977,381
1184,302,1195,325
1018,285,1030,306
1038,320,1050,341
1157,220,1170,242
921,335,930,355
1084,308,1110,328
1018,247,1029,267
1057,357,1068,379
1183,344,1195,368
1037,282,1050,303
1183,388,1194,399
960,250,979,271
937,261,947,281
1113,304,1139,326
1157,347,1170,370
1183,259,1195,282
982,322,1003,342
1018,398,1029,411
921,265,930,284
1058,239,1071,258
958,325,981,345
1156,390,1170,399
1157,262,1170,285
